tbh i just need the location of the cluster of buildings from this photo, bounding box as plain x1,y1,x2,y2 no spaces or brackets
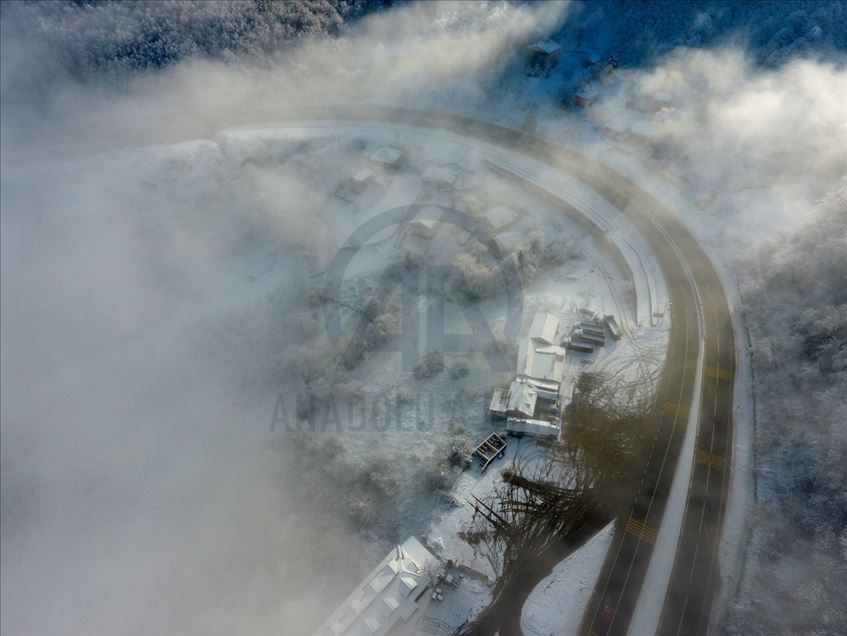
489,313,572,440
488,311,621,441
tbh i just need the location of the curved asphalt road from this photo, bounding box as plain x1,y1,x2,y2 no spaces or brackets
10,106,736,636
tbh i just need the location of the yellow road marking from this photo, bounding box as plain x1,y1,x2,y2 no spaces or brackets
626,516,658,544
664,402,689,418
705,365,732,381
695,449,726,470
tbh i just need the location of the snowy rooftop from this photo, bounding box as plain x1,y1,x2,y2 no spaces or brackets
506,417,560,439
528,313,561,344
506,379,538,418
489,387,509,416
517,339,567,390
369,147,404,166
353,168,375,183
423,165,460,187
411,217,440,230
479,205,519,231
603,119,631,134
317,537,437,636
527,39,562,56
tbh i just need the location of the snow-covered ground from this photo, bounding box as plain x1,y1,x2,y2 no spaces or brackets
520,521,615,636
4,3,846,634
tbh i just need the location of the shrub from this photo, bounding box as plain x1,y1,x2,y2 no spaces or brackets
414,348,445,379
450,359,470,379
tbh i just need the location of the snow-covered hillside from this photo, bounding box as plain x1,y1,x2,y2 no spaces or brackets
2,2,845,635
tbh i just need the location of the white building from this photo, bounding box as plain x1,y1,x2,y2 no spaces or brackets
369,147,405,171
317,537,437,636
490,378,538,420
515,313,567,399
528,313,561,344
526,39,562,63
422,165,460,188
408,205,443,239
517,340,566,401
506,416,561,439
477,205,519,233
489,313,571,436
351,168,375,193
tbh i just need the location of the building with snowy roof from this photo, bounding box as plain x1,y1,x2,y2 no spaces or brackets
478,205,520,233
490,313,572,434
651,92,674,110
528,313,561,344
369,147,405,171
317,537,437,636
490,379,538,420
506,416,561,440
526,39,561,70
527,39,562,58
351,168,375,193
601,119,632,141
422,165,460,189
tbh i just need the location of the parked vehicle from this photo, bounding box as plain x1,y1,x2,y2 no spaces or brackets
604,314,622,340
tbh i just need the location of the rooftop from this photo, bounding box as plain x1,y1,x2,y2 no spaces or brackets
528,313,561,344
353,168,375,183
423,165,460,187
369,147,404,166
506,417,561,439
517,339,567,390
506,379,538,418
479,205,519,232
527,39,562,56
318,537,437,636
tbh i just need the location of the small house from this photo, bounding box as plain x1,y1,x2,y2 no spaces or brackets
651,92,674,112
423,165,460,189
409,217,440,239
408,206,442,239
506,417,561,440
528,313,562,344
317,537,437,636
350,168,375,193
526,39,561,69
369,147,405,171
490,379,539,421
478,205,519,233
574,85,599,108
601,119,631,142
